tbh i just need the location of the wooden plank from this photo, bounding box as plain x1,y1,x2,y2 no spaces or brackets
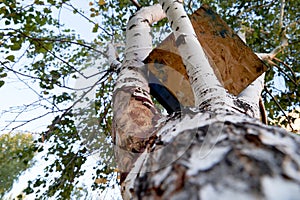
145,4,267,107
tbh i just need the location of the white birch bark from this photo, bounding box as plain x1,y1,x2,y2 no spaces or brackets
118,3,300,200
126,111,300,200
236,30,265,119
159,0,228,110
238,71,265,119
114,4,165,92
159,0,266,119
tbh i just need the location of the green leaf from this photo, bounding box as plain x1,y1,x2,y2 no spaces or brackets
10,43,22,51
6,55,15,62
0,73,7,78
0,80,4,88
92,23,99,32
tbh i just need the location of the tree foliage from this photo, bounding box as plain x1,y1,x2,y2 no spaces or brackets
0,0,299,198
0,132,35,198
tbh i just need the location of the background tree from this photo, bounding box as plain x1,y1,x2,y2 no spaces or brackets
0,0,299,199
0,132,35,198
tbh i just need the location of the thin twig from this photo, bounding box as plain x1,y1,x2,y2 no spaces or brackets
0,28,109,58
5,111,60,133
64,2,112,36
264,86,295,132
268,60,297,86
43,70,112,140
273,57,297,80
130,0,141,9
237,1,275,18
0,61,39,79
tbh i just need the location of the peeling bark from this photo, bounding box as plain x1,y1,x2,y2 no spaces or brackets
113,5,165,182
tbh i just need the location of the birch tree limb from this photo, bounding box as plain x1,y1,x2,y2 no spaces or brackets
159,0,225,108
112,4,165,182
159,0,260,118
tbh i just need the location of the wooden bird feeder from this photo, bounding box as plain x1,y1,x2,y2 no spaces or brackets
145,4,267,113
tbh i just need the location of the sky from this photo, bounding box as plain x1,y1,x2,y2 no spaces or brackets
0,0,100,134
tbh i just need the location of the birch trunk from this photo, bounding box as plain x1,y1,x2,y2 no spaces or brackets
113,1,300,199
123,112,300,200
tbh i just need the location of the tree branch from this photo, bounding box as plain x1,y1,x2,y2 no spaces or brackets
64,2,112,36
279,0,286,30
159,0,242,115
130,0,141,9
44,70,112,140
113,4,165,186
273,57,297,80
264,86,295,132
0,61,39,80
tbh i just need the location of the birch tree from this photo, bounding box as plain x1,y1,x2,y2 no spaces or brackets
113,1,300,199
1,0,299,199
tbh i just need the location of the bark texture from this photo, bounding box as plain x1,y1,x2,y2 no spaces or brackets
122,111,300,200
114,2,300,199
113,5,165,180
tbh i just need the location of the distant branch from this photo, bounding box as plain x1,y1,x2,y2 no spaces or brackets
273,57,297,79
256,34,288,61
264,86,295,132
64,2,112,36
237,1,275,18
0,28,109,58
130,0,141,9
43,70,112,140
272,61,297,86
279,0,286,29
0,61,39,80
4,110,60,133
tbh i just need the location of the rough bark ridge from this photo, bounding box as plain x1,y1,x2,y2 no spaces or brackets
114,1,300,199
128,112,300,200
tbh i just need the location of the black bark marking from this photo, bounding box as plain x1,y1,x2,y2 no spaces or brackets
142,19,150,26
170,21,173,28
129,24,137,30
128,13,136,21
120,172,129,184
176,34,187,46
175,26,179,31
134,33,141,36
245,134,263,147
233,99,252,114
165,6,170,13
181,15,187,18
161,2,165,9
136,173,149,200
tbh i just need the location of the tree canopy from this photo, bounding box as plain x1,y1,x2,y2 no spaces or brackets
0,0,299,199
